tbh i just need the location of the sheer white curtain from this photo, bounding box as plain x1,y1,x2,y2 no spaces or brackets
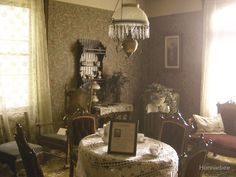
29,0,53,135
201,0,236,116
0,0,52,142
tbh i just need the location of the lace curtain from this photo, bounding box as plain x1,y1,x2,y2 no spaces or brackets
201,0,236,116
0,0,52,142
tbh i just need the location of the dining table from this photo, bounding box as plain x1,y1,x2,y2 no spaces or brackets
77,133,179,177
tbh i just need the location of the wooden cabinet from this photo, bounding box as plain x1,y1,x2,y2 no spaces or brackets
77,39,106,87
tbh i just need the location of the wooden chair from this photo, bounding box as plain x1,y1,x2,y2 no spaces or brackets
67,114,96,177
159,112,191,157
179,134,211,177
0,113,43,177
35,88,90,165
14,123,44,177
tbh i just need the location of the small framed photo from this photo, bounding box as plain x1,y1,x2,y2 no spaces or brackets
164,35,180,69
108,120,137,156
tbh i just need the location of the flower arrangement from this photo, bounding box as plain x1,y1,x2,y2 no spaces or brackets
106,72,129,102
144,83,179,114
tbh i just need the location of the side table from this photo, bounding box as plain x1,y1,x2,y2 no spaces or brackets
92,103,133,128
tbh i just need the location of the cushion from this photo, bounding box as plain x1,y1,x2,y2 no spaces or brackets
204,134,236,151
193,114,225,134
204,134,236,157
190,134,236,157
0,141,43,160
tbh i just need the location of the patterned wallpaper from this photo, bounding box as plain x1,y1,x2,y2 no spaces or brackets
139,12,203,119
47,0,144,122
48,0,203,125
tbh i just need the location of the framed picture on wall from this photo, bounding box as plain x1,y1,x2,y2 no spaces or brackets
164,35,180,69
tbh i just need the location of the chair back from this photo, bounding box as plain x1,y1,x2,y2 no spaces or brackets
217,102,236,135
180,135,210,177
66,88,90,115
183,150,207,177
159,113,190,156
68,115,96,146
14,124,44,177
68,115,96,177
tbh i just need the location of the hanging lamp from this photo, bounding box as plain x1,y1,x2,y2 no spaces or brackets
108,0,150,57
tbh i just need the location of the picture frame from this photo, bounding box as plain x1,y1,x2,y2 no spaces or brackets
108,120,137,156
164,35,180,69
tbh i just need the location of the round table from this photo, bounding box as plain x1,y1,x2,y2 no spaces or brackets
77,134,178,177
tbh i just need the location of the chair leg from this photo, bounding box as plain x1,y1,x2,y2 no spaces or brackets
69,161,74,177
7,161,17,177
64,137,70,168
63,147,69,168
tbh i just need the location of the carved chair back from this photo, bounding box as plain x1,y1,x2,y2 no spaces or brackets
68,115,96,146
67,115,96,177
15,124,44,177
159,113,191,157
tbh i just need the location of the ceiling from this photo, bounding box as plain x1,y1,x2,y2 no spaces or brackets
55,0,120,11
55,0,202,17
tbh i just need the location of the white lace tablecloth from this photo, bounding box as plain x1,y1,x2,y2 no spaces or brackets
77,134,178,177
93,103,133,116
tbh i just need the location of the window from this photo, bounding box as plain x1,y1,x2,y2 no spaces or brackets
201,1,236,116
0,4,29,109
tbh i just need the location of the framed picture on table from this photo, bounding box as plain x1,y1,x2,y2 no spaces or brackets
108,120,137,156
164,35,181,70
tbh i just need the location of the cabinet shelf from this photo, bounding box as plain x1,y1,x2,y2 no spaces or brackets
83,48,106,53
77,39,106,87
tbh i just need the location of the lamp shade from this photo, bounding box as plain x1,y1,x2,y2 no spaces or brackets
112,4,148,24
109,3,150,41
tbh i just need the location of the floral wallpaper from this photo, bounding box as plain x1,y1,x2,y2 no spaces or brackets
47,0,144,122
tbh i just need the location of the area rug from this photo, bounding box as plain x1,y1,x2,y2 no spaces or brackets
40,157,69,177
19,152,69,177
0,154,69,177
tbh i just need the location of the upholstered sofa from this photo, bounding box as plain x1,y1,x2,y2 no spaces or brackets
189,102,236,157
